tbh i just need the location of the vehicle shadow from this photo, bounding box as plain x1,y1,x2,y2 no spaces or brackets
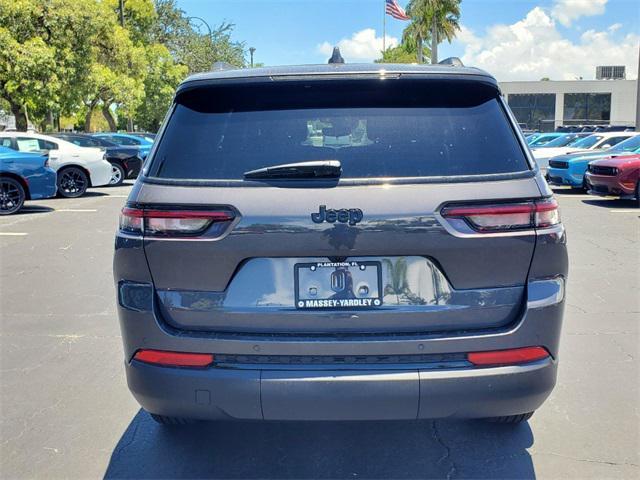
582,198,638,209
13,205,55,215
104,410,536,479
551,187,583,195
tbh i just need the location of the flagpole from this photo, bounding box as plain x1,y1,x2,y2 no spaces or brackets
382,0,386,54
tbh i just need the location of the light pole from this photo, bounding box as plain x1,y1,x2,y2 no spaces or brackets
249,47,256,67
187,16,213,38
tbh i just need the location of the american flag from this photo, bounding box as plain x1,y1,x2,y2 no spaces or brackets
385,0,410,21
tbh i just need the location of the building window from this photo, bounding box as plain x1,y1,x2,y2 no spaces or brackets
507,94,556,132
563,93,611,125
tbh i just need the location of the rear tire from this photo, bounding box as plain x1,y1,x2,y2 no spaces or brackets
635,182,639,207
0,177,26,215
57,167,88,198
485,412,534,424
149,413,196,426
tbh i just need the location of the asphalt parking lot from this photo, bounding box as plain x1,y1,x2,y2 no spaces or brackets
0,183,638,479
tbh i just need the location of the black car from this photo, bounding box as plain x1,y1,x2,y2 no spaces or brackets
51,133,142,186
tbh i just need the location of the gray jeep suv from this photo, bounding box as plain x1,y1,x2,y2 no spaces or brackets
114,63,567,425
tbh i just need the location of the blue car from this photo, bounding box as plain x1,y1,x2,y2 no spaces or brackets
0,146,57,214
92,133,153,159
547,135,640,189
527,132,565,147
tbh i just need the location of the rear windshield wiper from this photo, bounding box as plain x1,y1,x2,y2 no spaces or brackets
243,160,342,179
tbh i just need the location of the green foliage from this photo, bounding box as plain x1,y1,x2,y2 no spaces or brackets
405,0,461,63
134,43,187,131
375,42,429,64
0,0,247,131
0,0,104,128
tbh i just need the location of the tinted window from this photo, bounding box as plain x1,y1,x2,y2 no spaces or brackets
571,135,603,149
37,139,58,150
601,136,630,148
64,136,102,147
0,138,12,148
111,135,140,146
610,136,640,152
150,81,528,180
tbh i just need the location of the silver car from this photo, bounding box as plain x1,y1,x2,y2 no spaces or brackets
114,63,567,426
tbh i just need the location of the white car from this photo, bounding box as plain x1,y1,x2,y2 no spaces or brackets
0,132,112,197
531,132,638,171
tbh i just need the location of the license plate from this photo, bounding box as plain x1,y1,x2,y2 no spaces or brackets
294,261,383,309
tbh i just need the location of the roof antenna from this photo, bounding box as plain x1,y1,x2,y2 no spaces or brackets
328,47,345,64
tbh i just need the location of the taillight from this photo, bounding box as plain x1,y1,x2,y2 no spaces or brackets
133,349,214,368
120,207,234,237
441,198,559,232
467,346,550,366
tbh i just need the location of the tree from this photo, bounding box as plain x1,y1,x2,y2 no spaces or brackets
405,0,461,64
134,44,187,131
151,0,245,73
0,0,104,129
376,42,429,64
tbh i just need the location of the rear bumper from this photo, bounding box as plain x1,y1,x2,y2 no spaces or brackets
126,357,556,421
88,160,113,187
124,157,142,179
28,168,57,200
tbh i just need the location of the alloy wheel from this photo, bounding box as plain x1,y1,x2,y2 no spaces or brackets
109,164,124,186
58,168,88,198
0,178,25,215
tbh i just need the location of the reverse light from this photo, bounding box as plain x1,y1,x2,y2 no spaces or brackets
441,198,559,232
467,346,549,366
120,207,234,237
133,349,214,368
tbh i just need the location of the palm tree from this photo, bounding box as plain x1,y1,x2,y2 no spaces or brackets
405,0,461,64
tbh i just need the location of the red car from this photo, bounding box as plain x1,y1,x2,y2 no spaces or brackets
586,154,640,205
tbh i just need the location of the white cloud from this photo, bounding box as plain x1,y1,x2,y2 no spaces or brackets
317,29,398,62
455,7,639,81
551,0,608,27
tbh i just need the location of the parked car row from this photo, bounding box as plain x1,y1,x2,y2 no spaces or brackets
527,132,640,204
0,131,154,214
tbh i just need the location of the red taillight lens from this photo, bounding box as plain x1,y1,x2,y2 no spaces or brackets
441,198,559,232
119,207,234,237
133,349,214,368
467,346,549,366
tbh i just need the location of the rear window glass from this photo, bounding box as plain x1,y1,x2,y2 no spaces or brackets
149,80,529,180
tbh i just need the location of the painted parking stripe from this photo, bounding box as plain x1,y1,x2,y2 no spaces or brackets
609,209,639,213
56,209,98,212
0,232,28,236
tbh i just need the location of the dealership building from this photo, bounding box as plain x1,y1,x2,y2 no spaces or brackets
499,66,638,132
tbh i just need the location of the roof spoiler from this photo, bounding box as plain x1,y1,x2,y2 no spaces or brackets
438,57,464,67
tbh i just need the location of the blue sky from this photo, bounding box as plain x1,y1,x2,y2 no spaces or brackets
177,0,639,80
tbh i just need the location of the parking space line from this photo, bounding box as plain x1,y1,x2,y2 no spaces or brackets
0,232,28,236
56,209,98,213
609,209,639,213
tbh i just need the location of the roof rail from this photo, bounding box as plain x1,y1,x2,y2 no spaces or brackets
211,61,237,71
438,57,464,67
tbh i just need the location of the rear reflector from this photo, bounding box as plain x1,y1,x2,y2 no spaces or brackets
133,349,214,368
467,346,549,366
442,198,559,232
120,207,234,237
